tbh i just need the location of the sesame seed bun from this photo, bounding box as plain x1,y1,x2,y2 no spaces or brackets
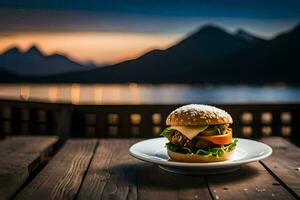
167,149,235,163
166,104,233,126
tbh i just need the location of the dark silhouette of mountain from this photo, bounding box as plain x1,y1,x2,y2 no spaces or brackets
4,23,300,84
0,45,95,76
204,23,300,83
235,29,265,43
43,25,267,83
0,69,22,82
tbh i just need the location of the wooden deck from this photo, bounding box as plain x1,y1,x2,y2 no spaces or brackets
0,136,299,200
0,136,58,200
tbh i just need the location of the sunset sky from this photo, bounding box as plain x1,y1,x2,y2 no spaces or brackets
0,0,299,65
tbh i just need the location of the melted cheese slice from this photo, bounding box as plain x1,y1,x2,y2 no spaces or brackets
170,125,209,140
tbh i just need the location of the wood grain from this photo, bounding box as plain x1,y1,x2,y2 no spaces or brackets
77,139,212,200
14,139,97,200
0,136,58,200
77,139,139,200
137,164,212,200
260,137,300,199
10,137,299,200
206,161,295,200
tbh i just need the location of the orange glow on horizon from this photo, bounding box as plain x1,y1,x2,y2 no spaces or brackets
0,32,181,65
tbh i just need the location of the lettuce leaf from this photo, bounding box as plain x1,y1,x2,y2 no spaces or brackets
160,127,175,138
196,149,211,155
166,139,238,158
166,142,179,152
224,138,238,151
200,124,229,135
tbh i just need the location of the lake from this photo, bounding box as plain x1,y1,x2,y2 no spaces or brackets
0,84,299,105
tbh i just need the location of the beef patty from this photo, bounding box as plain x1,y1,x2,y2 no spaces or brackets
168,131,218,149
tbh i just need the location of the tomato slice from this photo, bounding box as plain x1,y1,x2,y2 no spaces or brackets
196,128,233,145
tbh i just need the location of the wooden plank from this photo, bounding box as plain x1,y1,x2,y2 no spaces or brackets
77,139,212,200
0,136,58,200
206,162,296,200
14,139,97,200
260,137,300,198
77,139,139,200
0,136,58,159
137,164,212,200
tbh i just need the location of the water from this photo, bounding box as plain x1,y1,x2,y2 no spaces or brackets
0,84,299,105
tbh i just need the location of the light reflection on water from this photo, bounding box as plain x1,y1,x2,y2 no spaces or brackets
0,84,299,105
71,84,80,104
48,86,58,102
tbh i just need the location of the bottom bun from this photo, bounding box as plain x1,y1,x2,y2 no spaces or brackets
167,149,235,163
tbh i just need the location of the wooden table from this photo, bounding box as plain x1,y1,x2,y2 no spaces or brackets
0,136,299,200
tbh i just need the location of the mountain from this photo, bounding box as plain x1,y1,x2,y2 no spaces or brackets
0,69,22,82
43,25,266,83
235,29,265,43
204,23,300,83
3,23,300,84
0,45,95,76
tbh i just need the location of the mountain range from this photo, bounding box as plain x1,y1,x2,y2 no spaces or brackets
0,23,299,83
0,46,94,76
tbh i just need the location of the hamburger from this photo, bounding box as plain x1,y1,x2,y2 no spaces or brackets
160,104,237,163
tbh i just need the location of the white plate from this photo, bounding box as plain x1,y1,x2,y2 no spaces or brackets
129,138,272,175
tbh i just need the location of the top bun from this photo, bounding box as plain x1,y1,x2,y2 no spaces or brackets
166,104,233,126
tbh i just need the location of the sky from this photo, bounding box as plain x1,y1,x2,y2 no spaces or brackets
0,0,299,65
